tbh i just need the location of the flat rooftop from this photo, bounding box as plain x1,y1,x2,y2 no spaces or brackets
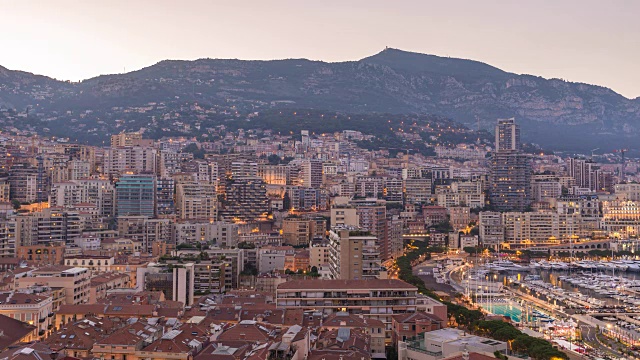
277,279,417,291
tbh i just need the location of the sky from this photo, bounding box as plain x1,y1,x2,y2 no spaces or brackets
2,0,639,98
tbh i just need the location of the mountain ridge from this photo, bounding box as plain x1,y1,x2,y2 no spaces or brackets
1,48,639,151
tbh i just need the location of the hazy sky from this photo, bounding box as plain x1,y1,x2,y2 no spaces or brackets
2,0,639,98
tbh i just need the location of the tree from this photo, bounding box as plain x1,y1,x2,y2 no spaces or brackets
241,264,258,276
267,154,282,165
182,143,205,159
11,199,21,210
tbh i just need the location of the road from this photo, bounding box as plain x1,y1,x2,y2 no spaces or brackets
578,321,630,359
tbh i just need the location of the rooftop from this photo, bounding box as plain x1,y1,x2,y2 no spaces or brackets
277,279,417,291
0,314,36,350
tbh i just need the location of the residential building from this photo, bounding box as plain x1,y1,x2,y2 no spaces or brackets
399,328,507,360
309,239,330,268
424,206,448,226
478,212,503,249
64,255,115,272
16,243,65,266
110,132,143,147
392,312,447,344
16,266,90,305
357,206,389,260
220,177,269,223
173,263,194,306
404,178,432,204
0,292,54,339
282,217,323,246
328,227,384,280
601,200,640,237
331,206,358,227
105,146,157,176
302,159,323,188
156,177,175,216
489,118,531,212
175,182,217,220
258,164,290,185
276,279,418,341
115,174,156,217
448,206,470,231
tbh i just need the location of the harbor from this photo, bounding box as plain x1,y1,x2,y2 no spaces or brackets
443,255,640,359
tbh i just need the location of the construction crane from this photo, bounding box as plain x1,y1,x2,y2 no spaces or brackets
614,148,628,177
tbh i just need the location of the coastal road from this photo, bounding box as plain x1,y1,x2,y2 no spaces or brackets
578,321,630,359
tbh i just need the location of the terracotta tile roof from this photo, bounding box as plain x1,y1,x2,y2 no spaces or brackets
97,291,164,305
0,314,35,350
221,293,270,305
317,328,369,353
33,265,74,273
0,292,49,305
0,258,19,265
157,307,181,318
277,279,417,291
392,311,443,324
194,342,251,360
105,304,155,316
283,309,306,326
159,300,184,308
141,323,208,354
57,304,106,315
206,306,239,323
217,321,274,342
0,343,61,360
45,320,105,350
238,306,284,325
90,272,129,286
322,312,384,328
95,321,154,347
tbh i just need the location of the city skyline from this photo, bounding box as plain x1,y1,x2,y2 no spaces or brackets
2,0,639,98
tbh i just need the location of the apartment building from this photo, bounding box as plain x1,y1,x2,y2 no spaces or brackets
16,243,65,266
404,178,432,204
16,266,90,305
105,146,157,176
276,279,418,341
282,217,325,246
257,164,290,185
89,272,131,303
115,174,156,217
220,176,269,223
601,200,640,237
328,227,384,280
0,292,54,339
14,208,83,247
175,182,217,220
64,255,115,272
479,212,504,249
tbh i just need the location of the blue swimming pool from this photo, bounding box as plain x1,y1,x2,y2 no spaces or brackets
483,303,525,322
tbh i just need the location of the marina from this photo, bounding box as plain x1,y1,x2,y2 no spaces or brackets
448,255,640,358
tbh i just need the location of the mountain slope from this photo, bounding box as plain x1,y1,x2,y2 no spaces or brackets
0,48,639,150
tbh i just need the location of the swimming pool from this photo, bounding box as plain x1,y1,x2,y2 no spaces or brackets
483,302,525,322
